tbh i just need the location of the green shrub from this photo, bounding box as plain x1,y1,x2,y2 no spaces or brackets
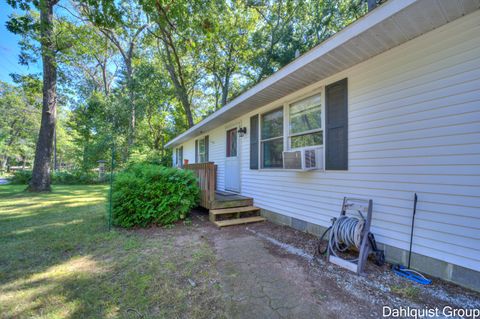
10,170,32,184
112,163,199,228
52,170,100,185
10,169,101,185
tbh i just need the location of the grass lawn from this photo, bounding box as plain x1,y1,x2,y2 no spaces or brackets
0,184,225,319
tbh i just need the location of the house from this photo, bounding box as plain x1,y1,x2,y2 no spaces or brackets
166,0,480,291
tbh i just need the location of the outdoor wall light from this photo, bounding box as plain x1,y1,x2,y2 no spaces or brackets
238,127,247,137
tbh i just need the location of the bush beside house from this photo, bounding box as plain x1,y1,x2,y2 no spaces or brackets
112,164,199,228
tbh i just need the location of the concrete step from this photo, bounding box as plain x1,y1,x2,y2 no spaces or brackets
213,216,266,228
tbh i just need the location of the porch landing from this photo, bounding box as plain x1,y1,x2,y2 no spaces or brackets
184,163,264,226
211,191,253,209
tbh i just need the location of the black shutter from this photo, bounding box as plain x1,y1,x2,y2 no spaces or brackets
205,135,209,162
195,140,198,163
179,146,183,167
250,115,259,169
325,78,348,170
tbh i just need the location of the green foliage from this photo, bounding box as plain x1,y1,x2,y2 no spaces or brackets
0,79,41,170
10,169,102,185
9,170,32,184
4,0,368,176
51,170,101,185
112,163,199,228
127,149,173,168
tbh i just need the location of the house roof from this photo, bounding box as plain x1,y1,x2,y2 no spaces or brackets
166,0,479,148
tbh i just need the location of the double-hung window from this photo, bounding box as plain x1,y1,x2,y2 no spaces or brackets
195,136,208,163
288,94,323,149
261,107,284,168
198,138,206,163
175,146,183,167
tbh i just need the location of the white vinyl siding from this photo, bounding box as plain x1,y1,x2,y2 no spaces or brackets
173,10,480,272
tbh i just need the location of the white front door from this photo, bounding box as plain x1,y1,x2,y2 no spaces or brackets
225,127,241,192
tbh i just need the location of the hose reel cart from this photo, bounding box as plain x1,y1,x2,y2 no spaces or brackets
322,197,384,275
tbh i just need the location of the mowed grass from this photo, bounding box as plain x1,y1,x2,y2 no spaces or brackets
0,185,225,319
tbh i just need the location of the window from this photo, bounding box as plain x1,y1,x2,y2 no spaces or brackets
226,128,237,157
288,94,323,149
261,107,283,168
195,136,208,163
176,146,183,167
198,138,206,162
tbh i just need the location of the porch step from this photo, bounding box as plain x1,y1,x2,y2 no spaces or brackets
210,198,253,209
210,206,260,216
209,205,265,227
213,216,266,228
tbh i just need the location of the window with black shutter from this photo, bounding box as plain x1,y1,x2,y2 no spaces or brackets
325,78,348,170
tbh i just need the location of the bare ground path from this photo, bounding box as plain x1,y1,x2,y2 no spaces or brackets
190,210,480,319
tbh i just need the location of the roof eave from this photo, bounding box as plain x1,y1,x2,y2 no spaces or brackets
166,0,477,148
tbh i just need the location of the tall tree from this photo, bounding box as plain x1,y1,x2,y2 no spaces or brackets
7,0,61,191
141,0,208,128
58,21,120,99
203,1,257,109
133,59,178,155
79,0,148,150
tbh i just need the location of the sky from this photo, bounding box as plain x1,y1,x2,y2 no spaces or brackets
0,1,41,84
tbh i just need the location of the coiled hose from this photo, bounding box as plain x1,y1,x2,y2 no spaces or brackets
317,215,365,261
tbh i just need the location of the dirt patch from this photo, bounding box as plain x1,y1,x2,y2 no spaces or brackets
173,209,480,318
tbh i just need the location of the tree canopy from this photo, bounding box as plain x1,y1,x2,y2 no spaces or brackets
2,0,369,181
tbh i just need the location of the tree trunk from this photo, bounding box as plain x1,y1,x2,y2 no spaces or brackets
1,155,8,172
126,61,136,151
163,57,194,127
221,71,230,107
179,90,193,128
102,64,109,96
156,31,194,128
28,0,57,192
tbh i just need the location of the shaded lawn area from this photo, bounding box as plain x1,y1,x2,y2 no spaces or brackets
0,185,225,319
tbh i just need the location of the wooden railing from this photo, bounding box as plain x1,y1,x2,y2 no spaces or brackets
183,162,217,209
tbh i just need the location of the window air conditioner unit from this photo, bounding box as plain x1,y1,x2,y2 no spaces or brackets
283,148,323,170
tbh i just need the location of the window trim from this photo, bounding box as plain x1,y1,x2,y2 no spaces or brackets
198,138,206,162
260,106,284,169
195,135,208,163
286,91,324,151
255,87,326,171
175,146,183,167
